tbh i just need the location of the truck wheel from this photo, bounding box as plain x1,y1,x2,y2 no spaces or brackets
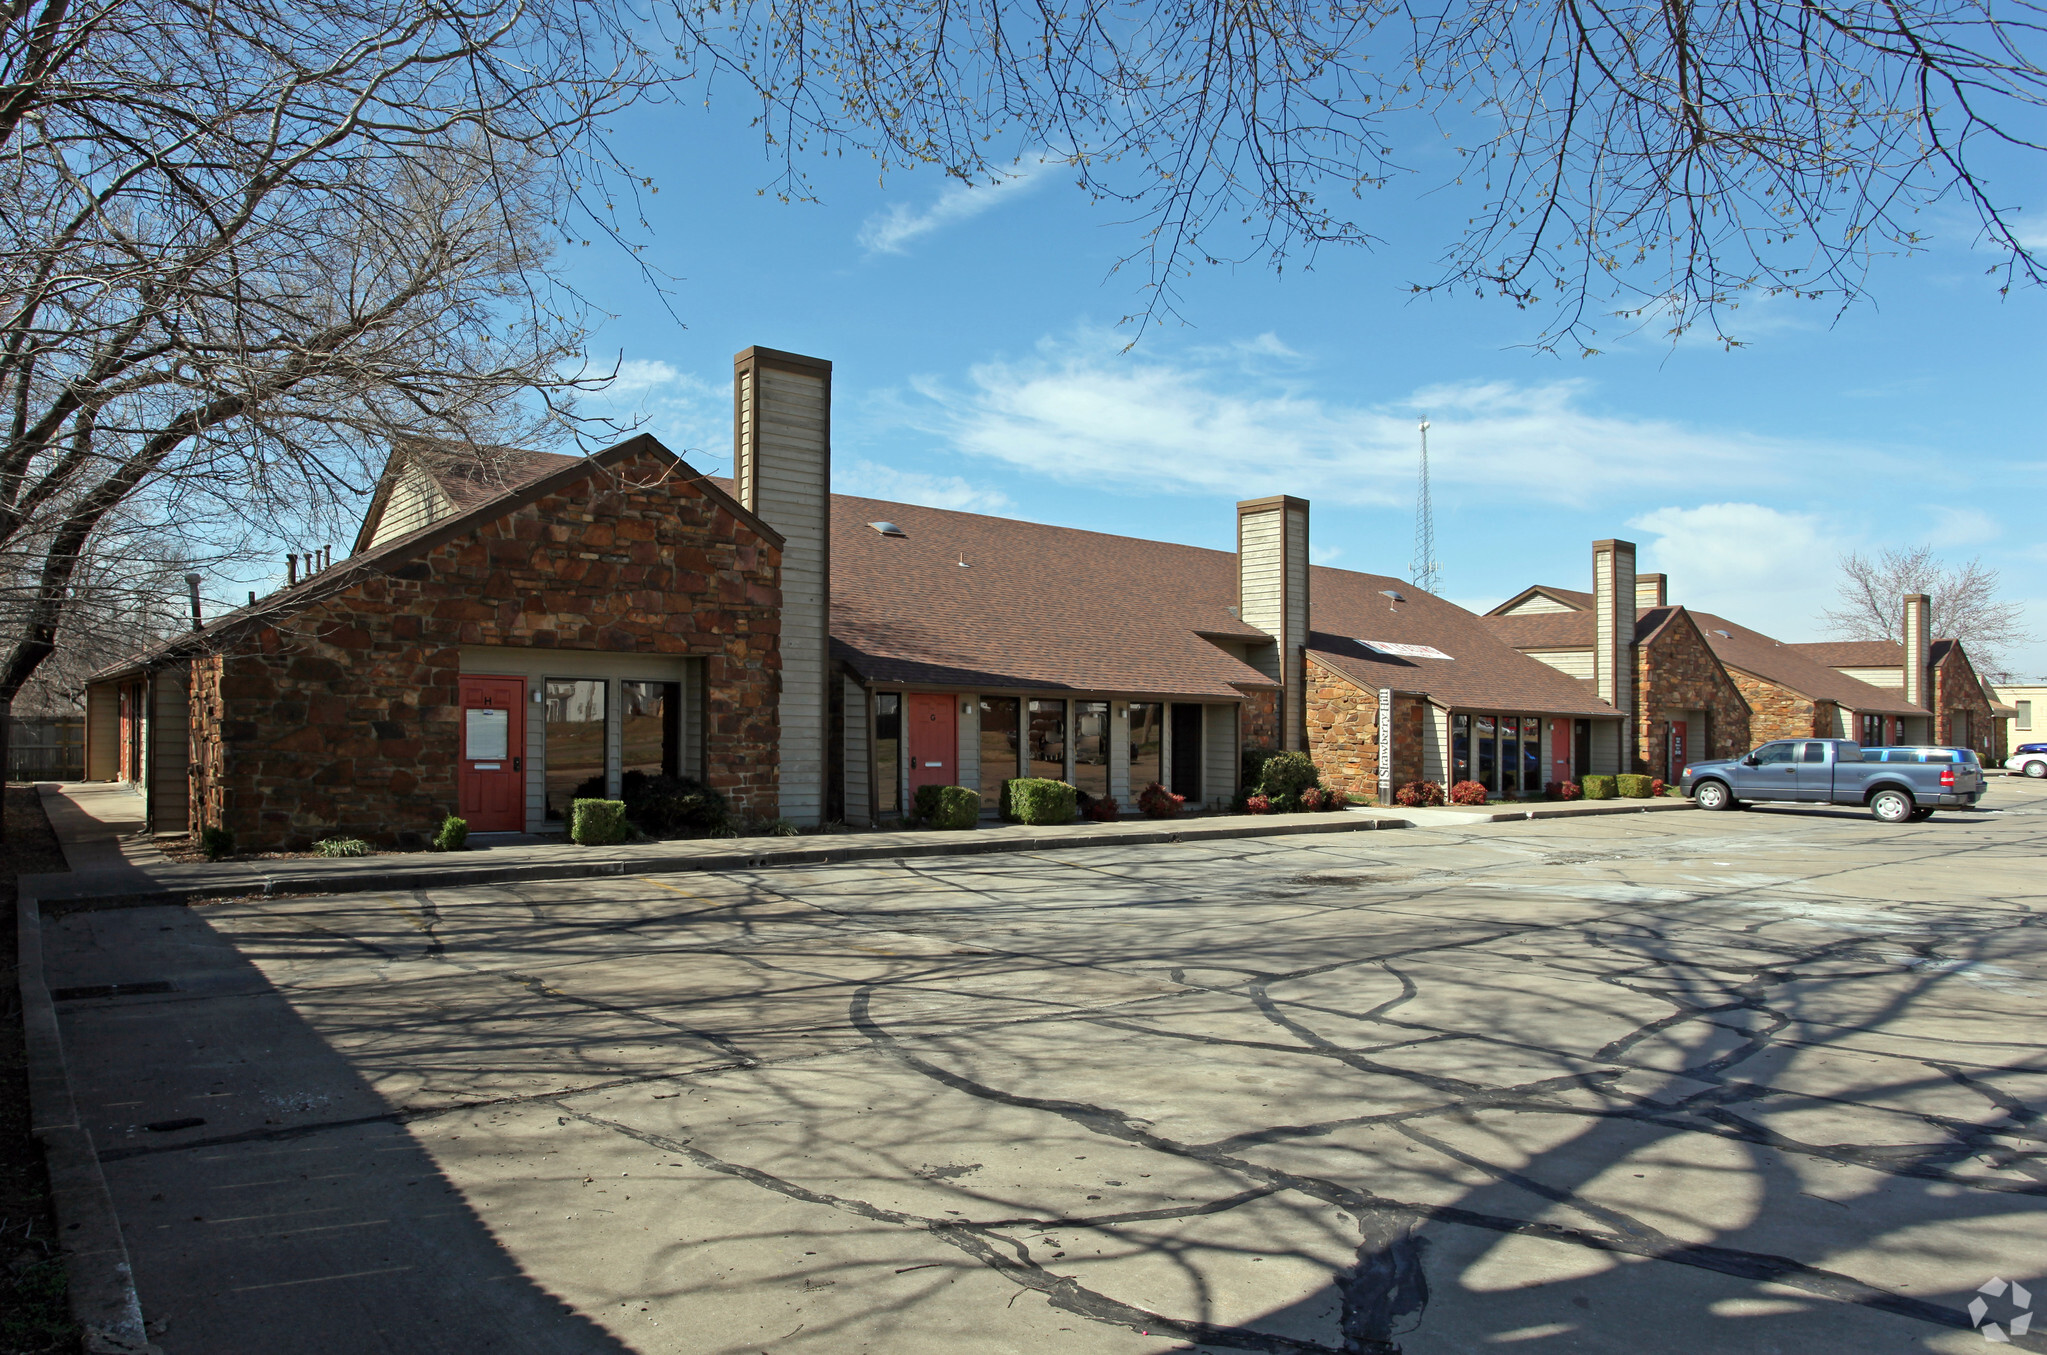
1693,780,1733,811
2026,761,2047,779
1869,788,1914,824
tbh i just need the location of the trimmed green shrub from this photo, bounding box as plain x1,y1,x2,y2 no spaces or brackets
620,771,728,836
1256,750,1321,810
571,798,630,845
1241,746,1278,799
1008,778,1077,825
917,785,980,830
433,815,468,852
315,837,372,857
1616,773,1654,799
199,825,235,860
1582,775,1617,800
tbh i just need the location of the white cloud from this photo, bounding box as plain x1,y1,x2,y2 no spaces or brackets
1629,503,1846,639
899,329,1888,508
835,459,1015,514
1929,505,2002,545
857,157,1064,255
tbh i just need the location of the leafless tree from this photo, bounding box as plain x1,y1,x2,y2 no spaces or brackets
0,0,667,808
687,0,2047,349
1821,546,2030,678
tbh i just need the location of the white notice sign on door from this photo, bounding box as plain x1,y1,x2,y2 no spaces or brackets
466,708,509,761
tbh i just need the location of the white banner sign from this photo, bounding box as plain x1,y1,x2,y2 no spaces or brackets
1377,688,1394,801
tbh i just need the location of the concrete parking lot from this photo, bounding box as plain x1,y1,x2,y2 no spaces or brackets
44,781,2047,1354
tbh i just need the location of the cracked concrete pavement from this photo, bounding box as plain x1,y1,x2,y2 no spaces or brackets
41,779,2047,1353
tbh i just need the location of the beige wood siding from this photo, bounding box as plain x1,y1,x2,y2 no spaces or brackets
1109,702,1131,805
738,358,830,826
1503,594,1575,615
956,693,979,798
1204,704,1237,808
85,682,117,780
842,677,871,827
1839,665,1903,689
1235,498,1309,751
1524,647,1595,680
1423,704,1450,785
1589,719,1621,775
1237,509,1284,685
367,461,454,549
1283,506,1309,749
150,671,190,834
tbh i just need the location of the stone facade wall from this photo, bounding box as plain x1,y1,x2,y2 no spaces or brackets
189,447,782,849
1240,687,1279,754
1637,615,1753,770
1302,658,1426,800
1728,670,1827,746
1935,649,1998,763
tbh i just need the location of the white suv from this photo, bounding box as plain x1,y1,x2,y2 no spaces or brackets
2008,743,2047,778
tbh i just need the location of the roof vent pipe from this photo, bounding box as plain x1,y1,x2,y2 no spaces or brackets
185,574,204,631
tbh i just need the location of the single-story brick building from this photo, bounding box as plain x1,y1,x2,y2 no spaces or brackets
1793,611,2003,765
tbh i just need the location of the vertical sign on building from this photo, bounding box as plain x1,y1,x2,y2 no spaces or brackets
1377,688,1393,803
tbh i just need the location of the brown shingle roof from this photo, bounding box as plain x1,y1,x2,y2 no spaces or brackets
1790,639,1907,668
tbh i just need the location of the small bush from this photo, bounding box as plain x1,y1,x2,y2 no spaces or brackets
315,837,372,857
1245,793,1273,814
1299,786,1325,812
1553,780,1581,801
1651,777,1667,797
620,771,729,836
433,815,468,852
916,785,980,830
199,825,235,860
1616,773,1654,799
1449,780,1488,806
1136,781,1185,819
1082,795,1120,822
1256,750,1322,810
1241,746,1278,799
765,817,800,837
1582,775,1617,800
1008,778,1077,825
571,798,630,845
1394,781,1446,808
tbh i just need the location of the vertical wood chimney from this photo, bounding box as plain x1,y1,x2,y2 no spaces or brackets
1594,539,1638,767
1236,496,1311,750
1902,592,1930,711
1635,573,1667,609
734,346,832,827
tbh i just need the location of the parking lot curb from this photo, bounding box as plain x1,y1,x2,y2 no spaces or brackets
29,812,1412,915
15,883,160,1354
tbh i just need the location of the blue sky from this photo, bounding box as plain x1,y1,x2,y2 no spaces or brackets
559,99,2047,679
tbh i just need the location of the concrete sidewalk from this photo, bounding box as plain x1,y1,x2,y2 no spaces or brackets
22,783,1696,911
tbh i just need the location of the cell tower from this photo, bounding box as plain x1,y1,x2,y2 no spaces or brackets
1410,417,1441,595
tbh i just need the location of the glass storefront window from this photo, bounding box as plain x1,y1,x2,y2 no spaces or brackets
1128,703,1163,791
621,681,679,782
1476,715,1496,790
1073,701,1110,799
979,697,1019,809
1500,717,1520,796
544,679,606,821
1028,699,1067,780
1452,714,1470,783
1524,720,1542,795
874,694,901,815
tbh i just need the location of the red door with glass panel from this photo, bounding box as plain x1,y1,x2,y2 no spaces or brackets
458,676,525,832
907,693,957,794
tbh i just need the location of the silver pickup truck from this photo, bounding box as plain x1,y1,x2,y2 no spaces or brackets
1680,740,1985,822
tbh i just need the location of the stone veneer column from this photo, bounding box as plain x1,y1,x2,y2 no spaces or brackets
734,346,831,826
1236,496,1310,751
1593,539,1638,770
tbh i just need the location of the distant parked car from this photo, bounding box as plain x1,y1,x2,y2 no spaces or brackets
2006,743,2047,779
1681,740,1985,822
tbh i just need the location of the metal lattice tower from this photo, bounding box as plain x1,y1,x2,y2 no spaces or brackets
1410,417,1441,595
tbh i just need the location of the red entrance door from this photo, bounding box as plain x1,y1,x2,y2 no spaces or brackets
907,693,957,794
1551,718,1572,789
1668,721,1689,782
458,676,525,832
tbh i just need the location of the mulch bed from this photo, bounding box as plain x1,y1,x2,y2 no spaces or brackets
0,784,80,1354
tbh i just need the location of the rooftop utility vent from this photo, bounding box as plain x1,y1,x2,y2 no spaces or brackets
1713,629,1732,638
1380,589,1406,602
868,521,907,538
